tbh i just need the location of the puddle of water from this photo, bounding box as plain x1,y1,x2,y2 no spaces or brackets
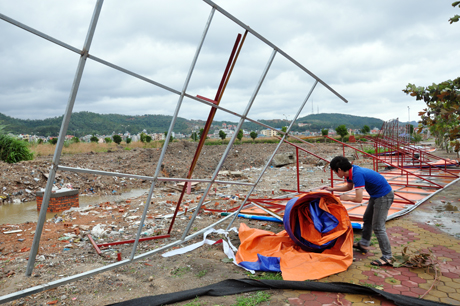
0,189,149,225
409,208,460,236
435,202,459,212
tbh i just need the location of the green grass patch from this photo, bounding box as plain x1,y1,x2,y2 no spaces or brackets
171,266,191,277
246,272,283,280
196,269,208,278
363,147,392,155
362,282,383,290
233,291,271,306
0,134,34,163
182,297,203,306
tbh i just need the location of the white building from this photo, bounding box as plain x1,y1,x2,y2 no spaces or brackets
261,129,277,137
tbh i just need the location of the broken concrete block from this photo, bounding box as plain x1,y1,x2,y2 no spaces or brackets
230,171,242,177
272,152,295,167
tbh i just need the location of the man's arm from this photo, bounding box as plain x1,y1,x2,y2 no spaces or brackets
322,182,353,192
339,187,363,203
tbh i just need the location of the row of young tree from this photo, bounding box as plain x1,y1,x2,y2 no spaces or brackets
192,128,258,143
321,125,370,141
45,134,129,145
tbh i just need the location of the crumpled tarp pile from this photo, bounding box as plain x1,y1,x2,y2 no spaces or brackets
236,191,353,280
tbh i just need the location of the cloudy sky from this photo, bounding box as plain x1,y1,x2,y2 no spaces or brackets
0,0,458,126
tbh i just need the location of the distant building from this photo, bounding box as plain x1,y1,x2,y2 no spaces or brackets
261,129,277,137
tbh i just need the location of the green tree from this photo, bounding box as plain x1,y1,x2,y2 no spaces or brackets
409,124,414,135
449,1,460,24
145,135,152,143
278,126,287,136
335,125,348,142
191,132,198,142
219,130,227,142
411,133,423,144
71,136,80,143
237,129,243,143
361,125,370,134
112,134,122,144
50,138,58,145
164,131,173,142
90,135,99,143
126,137,132,144
403,3,460,156
403,78,460,155
321,128,329,143
250,131,258,142
198,128,207,140
104,137,112,143
140,132,147,143
37,138,43,144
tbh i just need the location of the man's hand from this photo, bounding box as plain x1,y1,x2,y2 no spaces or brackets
320,186,333,191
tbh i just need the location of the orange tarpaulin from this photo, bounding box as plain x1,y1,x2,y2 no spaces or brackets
235,192,354,280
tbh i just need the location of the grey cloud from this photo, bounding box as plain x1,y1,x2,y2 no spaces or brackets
0,0,458,124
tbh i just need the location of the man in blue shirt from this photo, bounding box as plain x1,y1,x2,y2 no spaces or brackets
322,156,394,266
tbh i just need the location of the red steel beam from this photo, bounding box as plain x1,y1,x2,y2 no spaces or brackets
168,31,248,234
96,235,170,248
87,234,102,256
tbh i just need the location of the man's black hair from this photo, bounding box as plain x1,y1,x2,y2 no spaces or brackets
330,156,352,172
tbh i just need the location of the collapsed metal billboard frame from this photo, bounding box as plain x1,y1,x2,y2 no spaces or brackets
0,0,347,303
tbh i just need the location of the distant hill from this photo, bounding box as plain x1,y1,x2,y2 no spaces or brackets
0,112,385,137
295,113,384,131
240,113,384,132
0,112,191,137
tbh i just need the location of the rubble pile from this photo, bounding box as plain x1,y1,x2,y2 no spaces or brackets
0,142,354,203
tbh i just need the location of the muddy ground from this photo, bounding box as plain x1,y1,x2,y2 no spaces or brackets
0,141,459,306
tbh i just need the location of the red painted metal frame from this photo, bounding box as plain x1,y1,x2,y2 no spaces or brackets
241,121,458,222
87,234,102,256
368,118,458,174
325,136,444,189
296,147,300,193
248,198,290,209
96,235,171,248
196,95,218,105
280,188,414,204
167,31,248,234
367,135,459,175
